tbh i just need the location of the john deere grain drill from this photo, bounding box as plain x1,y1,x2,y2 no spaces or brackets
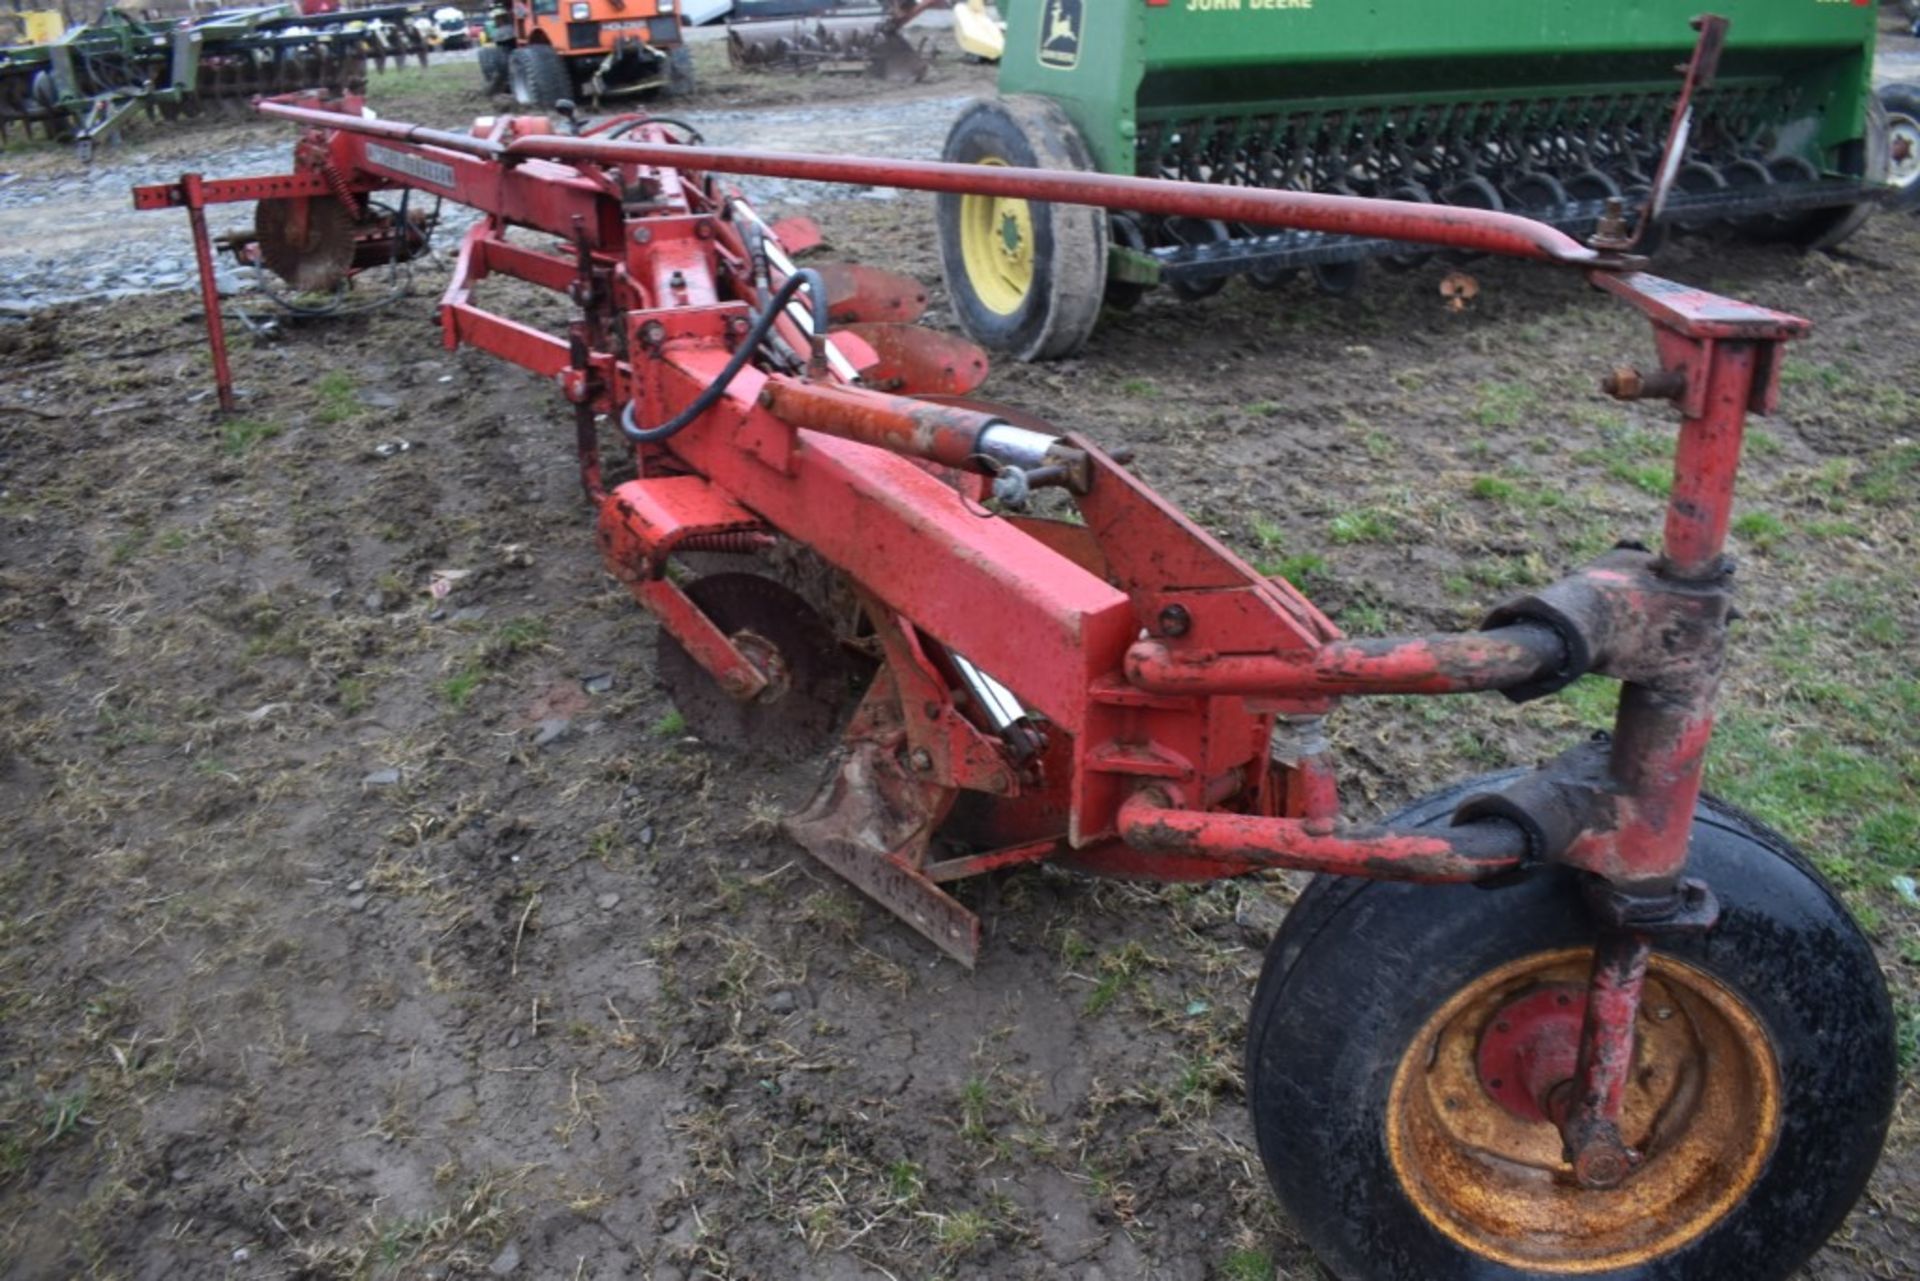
937,0,1889,359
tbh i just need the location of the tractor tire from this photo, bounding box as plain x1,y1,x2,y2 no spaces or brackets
936,95,1106,363
1246,772,1895,1281
1880,83,1920,212
665,45,695,99
478,44,510,96
509,43,571,109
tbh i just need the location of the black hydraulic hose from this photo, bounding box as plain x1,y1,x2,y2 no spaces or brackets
602,115,704,144
619,266,828,445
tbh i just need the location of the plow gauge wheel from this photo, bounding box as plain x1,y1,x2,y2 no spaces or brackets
1246,773,1894,1281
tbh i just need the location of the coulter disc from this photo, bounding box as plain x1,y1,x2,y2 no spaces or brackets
655,573,855,756
256,196,357,293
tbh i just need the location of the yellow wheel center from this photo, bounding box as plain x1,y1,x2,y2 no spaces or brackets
958,158,1035,316
1386,949,1781,1274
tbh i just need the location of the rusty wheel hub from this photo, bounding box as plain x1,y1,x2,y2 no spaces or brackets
1387,948,1780,1272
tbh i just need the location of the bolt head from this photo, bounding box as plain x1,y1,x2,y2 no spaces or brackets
1574,1149,1631,1189
908,748,933,773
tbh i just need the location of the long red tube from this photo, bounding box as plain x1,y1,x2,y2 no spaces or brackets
259,100,505,159
255,100,1604,267
523,137,1603,266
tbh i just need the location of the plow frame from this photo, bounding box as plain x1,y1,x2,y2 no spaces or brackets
136,88,1809,1189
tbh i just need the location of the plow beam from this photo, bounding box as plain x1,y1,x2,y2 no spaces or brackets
251,98,1608,268
516,136,1608,267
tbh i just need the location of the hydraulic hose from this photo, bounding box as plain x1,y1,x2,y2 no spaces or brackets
619,266,828,445
601,115,704,144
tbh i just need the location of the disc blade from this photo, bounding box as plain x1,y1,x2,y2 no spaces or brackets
256,196,356,292
655,573,854,757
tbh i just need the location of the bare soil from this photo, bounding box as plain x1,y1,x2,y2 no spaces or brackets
1,47,1916,1281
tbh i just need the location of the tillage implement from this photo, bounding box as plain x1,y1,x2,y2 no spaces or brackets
135,48,1895,1278
0,4,429,154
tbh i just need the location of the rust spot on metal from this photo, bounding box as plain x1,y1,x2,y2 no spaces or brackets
1387,949,1780,1272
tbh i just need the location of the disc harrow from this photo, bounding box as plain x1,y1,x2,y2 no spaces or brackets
726,1,949,81
0,5,429,152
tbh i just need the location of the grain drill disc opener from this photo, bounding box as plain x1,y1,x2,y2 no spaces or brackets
134,38,1895,1278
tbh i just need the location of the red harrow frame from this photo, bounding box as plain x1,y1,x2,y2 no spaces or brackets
135,82,1893,1279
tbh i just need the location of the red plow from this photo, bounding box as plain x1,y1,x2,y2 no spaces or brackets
134,88,1895,1281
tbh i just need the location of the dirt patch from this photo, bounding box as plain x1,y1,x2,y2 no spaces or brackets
1,75,1916,1281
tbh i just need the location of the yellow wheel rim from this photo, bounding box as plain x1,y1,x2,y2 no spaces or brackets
958,158,1035,316
1386,949,1781,1274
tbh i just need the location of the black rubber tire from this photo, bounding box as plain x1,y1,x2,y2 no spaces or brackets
1880,83,1920,212
936,95,1107,362
665,45,696,98
1247,772,1895,1281
1104,213,1151,311
478,43,510,95
1781,94,1890,251
509,43,571,108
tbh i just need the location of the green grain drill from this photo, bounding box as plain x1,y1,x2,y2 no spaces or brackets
937,0,1892,359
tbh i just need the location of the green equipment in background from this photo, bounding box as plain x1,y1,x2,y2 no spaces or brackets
940,0,1900,359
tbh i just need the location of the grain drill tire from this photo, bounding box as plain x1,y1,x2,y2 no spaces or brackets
479,43,510,95
1247,772,1894,1281
1880,83,1920,212
509,43,571,108
936,95,1106,362
1785,94,1891,250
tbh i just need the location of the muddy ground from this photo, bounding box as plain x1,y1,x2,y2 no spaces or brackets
1,29,1918,1281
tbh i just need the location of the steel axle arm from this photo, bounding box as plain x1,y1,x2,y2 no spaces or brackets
1126,622,1570,698
1117,789,1529,882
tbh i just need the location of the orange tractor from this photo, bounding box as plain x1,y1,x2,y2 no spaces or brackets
479,0,692,107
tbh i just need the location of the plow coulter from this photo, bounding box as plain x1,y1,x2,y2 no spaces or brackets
135,78,1895,1281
